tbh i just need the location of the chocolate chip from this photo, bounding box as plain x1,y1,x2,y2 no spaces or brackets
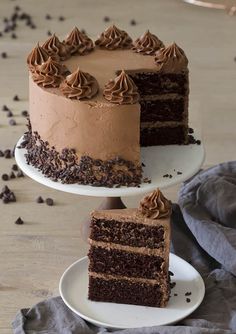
163,174,169,178
11,33,17,39
188,127,194,134
30,23,36,29
9,119,16,126
46,198,54,206
130,19,136,25
12,164,18,171
186,298,191,303
81,29,86,34
45,14,52,20
15,217,24,225
17,170,24,177
170,282,176,289
14,5,21,11
36,196,44,203
141,162,146,167
185,292,192,296
10,171,16,179
169,271,174,276
13,94,19,101
1,52,8,58
21,110,28,117
169,174,173,178
2,105,9,111
103,16,110,22
196,139,201,145
6,110,13,117
0,150,3,157
177,171,182,175
4,149,11,159
174,293,178,296
0,32,3,37
2,174,9,181
58,16,65,21
47,30,52,36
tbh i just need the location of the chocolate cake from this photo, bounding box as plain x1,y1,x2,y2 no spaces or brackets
88,189,172,307
24,26,189,187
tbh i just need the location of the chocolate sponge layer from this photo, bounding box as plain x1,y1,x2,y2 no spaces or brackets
140,125,188,146
90,218,164,248
88,246,164,279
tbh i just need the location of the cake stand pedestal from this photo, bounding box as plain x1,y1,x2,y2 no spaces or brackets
15,134,205,241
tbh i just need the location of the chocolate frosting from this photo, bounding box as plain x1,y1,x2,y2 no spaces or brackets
154,42,188,73
60,67,99,100
132,30,164,55
27,43,49,72
95,25,132,50
103,70,139,104
139,189,171,219
32,57,65,88
42,34,70,61
64,27,94,55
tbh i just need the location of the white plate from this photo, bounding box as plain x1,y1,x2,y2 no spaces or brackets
59,255,205,329
15,135,204,197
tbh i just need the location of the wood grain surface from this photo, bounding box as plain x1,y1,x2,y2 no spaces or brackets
0,0,235,332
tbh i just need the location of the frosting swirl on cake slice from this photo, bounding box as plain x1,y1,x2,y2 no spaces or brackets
154,42,188,73
64,27,94,55
60,67,99,100
132,30,164,55
95,25,132,50
42,34,71,61
139,188,172,219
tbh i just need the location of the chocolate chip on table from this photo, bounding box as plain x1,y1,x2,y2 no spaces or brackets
2,105,9,111
58,16,65,21
47,30,52,36
17,170,24,177
10,171,16,179
21,110,28,117
36,196,44,203
30,23,36,29
14,5,21,11
9,119,16,126
174,293,178,296
186,298,191,303
15,217,24,225
13,94,19,101
45,198,54,206
81,29,86,34
103,16,110,22
0,150,4,157
130,19,136,25
0,32,3,37
1,52,8,58
11,33,17,39
2,174,9,181
4,149,11,159
45,14,52,20
163,174,169,178
12,164,18,171
6,110,13,117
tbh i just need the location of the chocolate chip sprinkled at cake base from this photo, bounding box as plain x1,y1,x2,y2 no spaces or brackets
9,171,15,179
46,198,54,206
12,164,18,171
163,174,169,178
186,298,191,303
177,171,182,175
1,52,8,58
15,217,24,225
36,196,44,203
169,174,173,178
188,127,194,134
2,174,9,181
9,119,16,126
13,94,19,101
2,105,9,111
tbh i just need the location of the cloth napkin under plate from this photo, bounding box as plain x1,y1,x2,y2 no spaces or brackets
13,161,236,334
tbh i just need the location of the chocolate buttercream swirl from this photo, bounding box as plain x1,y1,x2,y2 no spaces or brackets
132,30,164,55
154,42,188,73
95,25,132,50
27,43,49,72
60,67,99,100
103,70,139,104
32,57,65,88
42,34,70,61
64,27,94,55
139,189,171,219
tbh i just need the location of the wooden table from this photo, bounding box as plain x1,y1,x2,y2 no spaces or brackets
0,0,235,332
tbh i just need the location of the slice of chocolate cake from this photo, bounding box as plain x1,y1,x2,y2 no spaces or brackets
88,189,172,307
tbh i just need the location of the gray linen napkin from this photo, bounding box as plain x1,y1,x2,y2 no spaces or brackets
13,161,236,334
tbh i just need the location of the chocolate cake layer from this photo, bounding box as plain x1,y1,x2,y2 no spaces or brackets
90,218,164,248
88,276,167,307
88,246,165,279
140,98,186,122
140,125,188,146
129,72,189,96
20,123,142,187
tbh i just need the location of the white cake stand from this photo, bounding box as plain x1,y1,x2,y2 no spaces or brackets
15,134,205,238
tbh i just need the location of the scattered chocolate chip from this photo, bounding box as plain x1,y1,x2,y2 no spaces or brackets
163,174,169,178
13,94,19,101
174,293,178,296
11,32,17,39
47,30,52,36
169,271,174,276
36,196,44,203
177,171,182,175
234,56,236,62
130,19,136,25
2,105,9,111
58,16,65,21
4,149,11,159
1,52,8,58
10,171,16,179
15,217,24,225
30,23,36,29
17,170,24,177
3,17,8,23
45,14,52,20
0,32,3,37
11,147,15,158
185,292,192,296
81,29,86,34
0,150,3,157
21,110,28,117
188,127,194,134
14,5,21,11
169,174,173,178
186,298,191,303
2,174,9,181
103,16,110,22
141,162,146,167
9,118,16,126
170,282,176,289
6,110,13,117
12,164,18,171
196,139,201,145
45,198,54,206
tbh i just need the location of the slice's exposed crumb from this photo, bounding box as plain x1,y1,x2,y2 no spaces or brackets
15,217,24,225
186,298,191,303
36,196,44,203
46,198,54,206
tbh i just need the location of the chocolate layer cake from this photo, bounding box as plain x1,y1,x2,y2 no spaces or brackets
88,189,172,307
25,26,189,187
